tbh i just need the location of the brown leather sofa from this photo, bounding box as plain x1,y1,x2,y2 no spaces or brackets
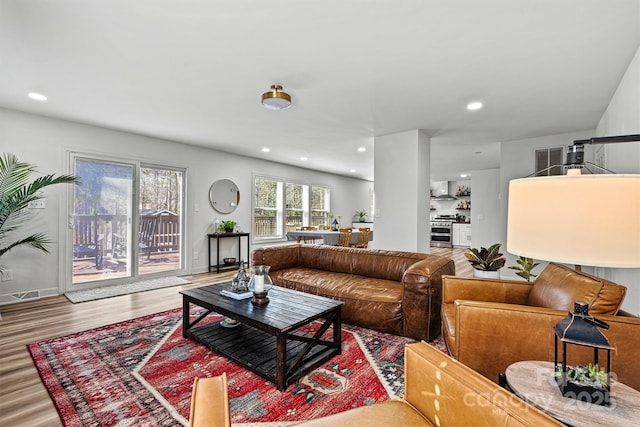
442,262,640,391
251,244,455,341
188,341,563,427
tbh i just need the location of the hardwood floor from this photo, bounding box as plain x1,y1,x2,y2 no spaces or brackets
430,246,474,277
0,247,471,427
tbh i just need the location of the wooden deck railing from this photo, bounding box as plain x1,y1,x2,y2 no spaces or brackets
73,214,179,262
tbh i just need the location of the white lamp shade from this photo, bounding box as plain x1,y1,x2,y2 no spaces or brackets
507,173,640,268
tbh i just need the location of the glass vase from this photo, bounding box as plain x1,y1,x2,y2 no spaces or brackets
249,265,273,306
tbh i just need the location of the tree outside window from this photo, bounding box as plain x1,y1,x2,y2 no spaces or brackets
311,187,330,227
253,175,329,240
254,177,282,239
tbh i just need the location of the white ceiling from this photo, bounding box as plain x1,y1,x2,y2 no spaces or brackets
1,0,639,182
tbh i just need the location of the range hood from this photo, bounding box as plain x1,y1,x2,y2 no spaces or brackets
431,181,457,200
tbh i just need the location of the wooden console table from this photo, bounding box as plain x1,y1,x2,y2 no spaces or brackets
207,232,250,273
505,360,640,426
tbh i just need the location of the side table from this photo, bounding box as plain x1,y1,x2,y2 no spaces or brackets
207,232,250,273
505,360,640,427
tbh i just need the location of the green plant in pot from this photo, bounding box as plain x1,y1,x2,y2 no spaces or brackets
221,220,237,233
508,256,540,282
464,243,506,279
355,210,367,222
0,153,79,270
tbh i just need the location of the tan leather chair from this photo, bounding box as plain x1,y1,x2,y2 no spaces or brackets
188,343,562,427
352,227,370,248
442,263,640,391
189,374,230,427
336,228,353,247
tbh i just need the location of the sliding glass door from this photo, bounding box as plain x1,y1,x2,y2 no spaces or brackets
138,166,183,275
71,157,134,284
70,155,184,287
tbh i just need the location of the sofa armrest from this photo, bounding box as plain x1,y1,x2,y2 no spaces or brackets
453,300,640,391
402,256,455,341
189,374,231,427
442,275,533,305
251,244,301,271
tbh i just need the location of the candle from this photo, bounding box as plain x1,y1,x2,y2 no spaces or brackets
254,275,264,293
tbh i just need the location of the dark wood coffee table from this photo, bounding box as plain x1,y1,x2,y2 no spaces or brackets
180,283,343,391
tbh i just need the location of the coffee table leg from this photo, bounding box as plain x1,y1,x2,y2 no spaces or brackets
276,333,287,391
334,308,342,354
182,297,190,338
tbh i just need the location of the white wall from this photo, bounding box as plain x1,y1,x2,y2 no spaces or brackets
469,168,500,250
0,108,372,303
374,130,430,252
595,45,640,316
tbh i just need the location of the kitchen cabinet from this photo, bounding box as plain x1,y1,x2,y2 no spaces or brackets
452,223,471,247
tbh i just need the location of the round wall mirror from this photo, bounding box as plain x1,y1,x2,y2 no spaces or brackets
209,179,240,214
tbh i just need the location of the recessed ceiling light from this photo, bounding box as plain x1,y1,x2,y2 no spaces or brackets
466,101,483,111
300,157,308,161
28,92,47,101
357,147,366,152
261,147,271,153
349,169,357,173
460,174,468,178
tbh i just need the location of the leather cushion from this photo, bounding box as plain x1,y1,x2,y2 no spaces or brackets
292,400,433,427
589,280,627,315
270,267,404,335
527,263,602,311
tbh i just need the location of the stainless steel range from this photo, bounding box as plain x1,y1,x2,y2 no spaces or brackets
430,215,456,248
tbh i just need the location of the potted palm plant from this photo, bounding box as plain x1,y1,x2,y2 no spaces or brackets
464,243,506,279
0,153,78,271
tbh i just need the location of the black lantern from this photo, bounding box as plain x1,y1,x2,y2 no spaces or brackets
554,301,614,406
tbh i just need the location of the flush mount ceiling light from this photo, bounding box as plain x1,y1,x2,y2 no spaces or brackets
261,85,291,110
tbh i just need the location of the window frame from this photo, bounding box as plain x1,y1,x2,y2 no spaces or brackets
252,173,330,242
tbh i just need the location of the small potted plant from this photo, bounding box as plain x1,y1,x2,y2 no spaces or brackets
555,363,610,406
464,243,506,279
508,256,540,282
355,210,367,222
221,220,237,233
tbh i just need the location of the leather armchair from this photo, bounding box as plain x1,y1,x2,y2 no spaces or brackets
442,263,640,391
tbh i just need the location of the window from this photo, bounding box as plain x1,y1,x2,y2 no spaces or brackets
535,147,563,176
311,186,330,227
253,176,283,240
253,175,329,241
285,182,308,231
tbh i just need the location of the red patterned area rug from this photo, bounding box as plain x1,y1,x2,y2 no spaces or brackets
28,307,448,427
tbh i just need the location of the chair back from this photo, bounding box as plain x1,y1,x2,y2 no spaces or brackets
337,228,353,247
354,227,370,248
299,226,317,243
139,216,158,258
